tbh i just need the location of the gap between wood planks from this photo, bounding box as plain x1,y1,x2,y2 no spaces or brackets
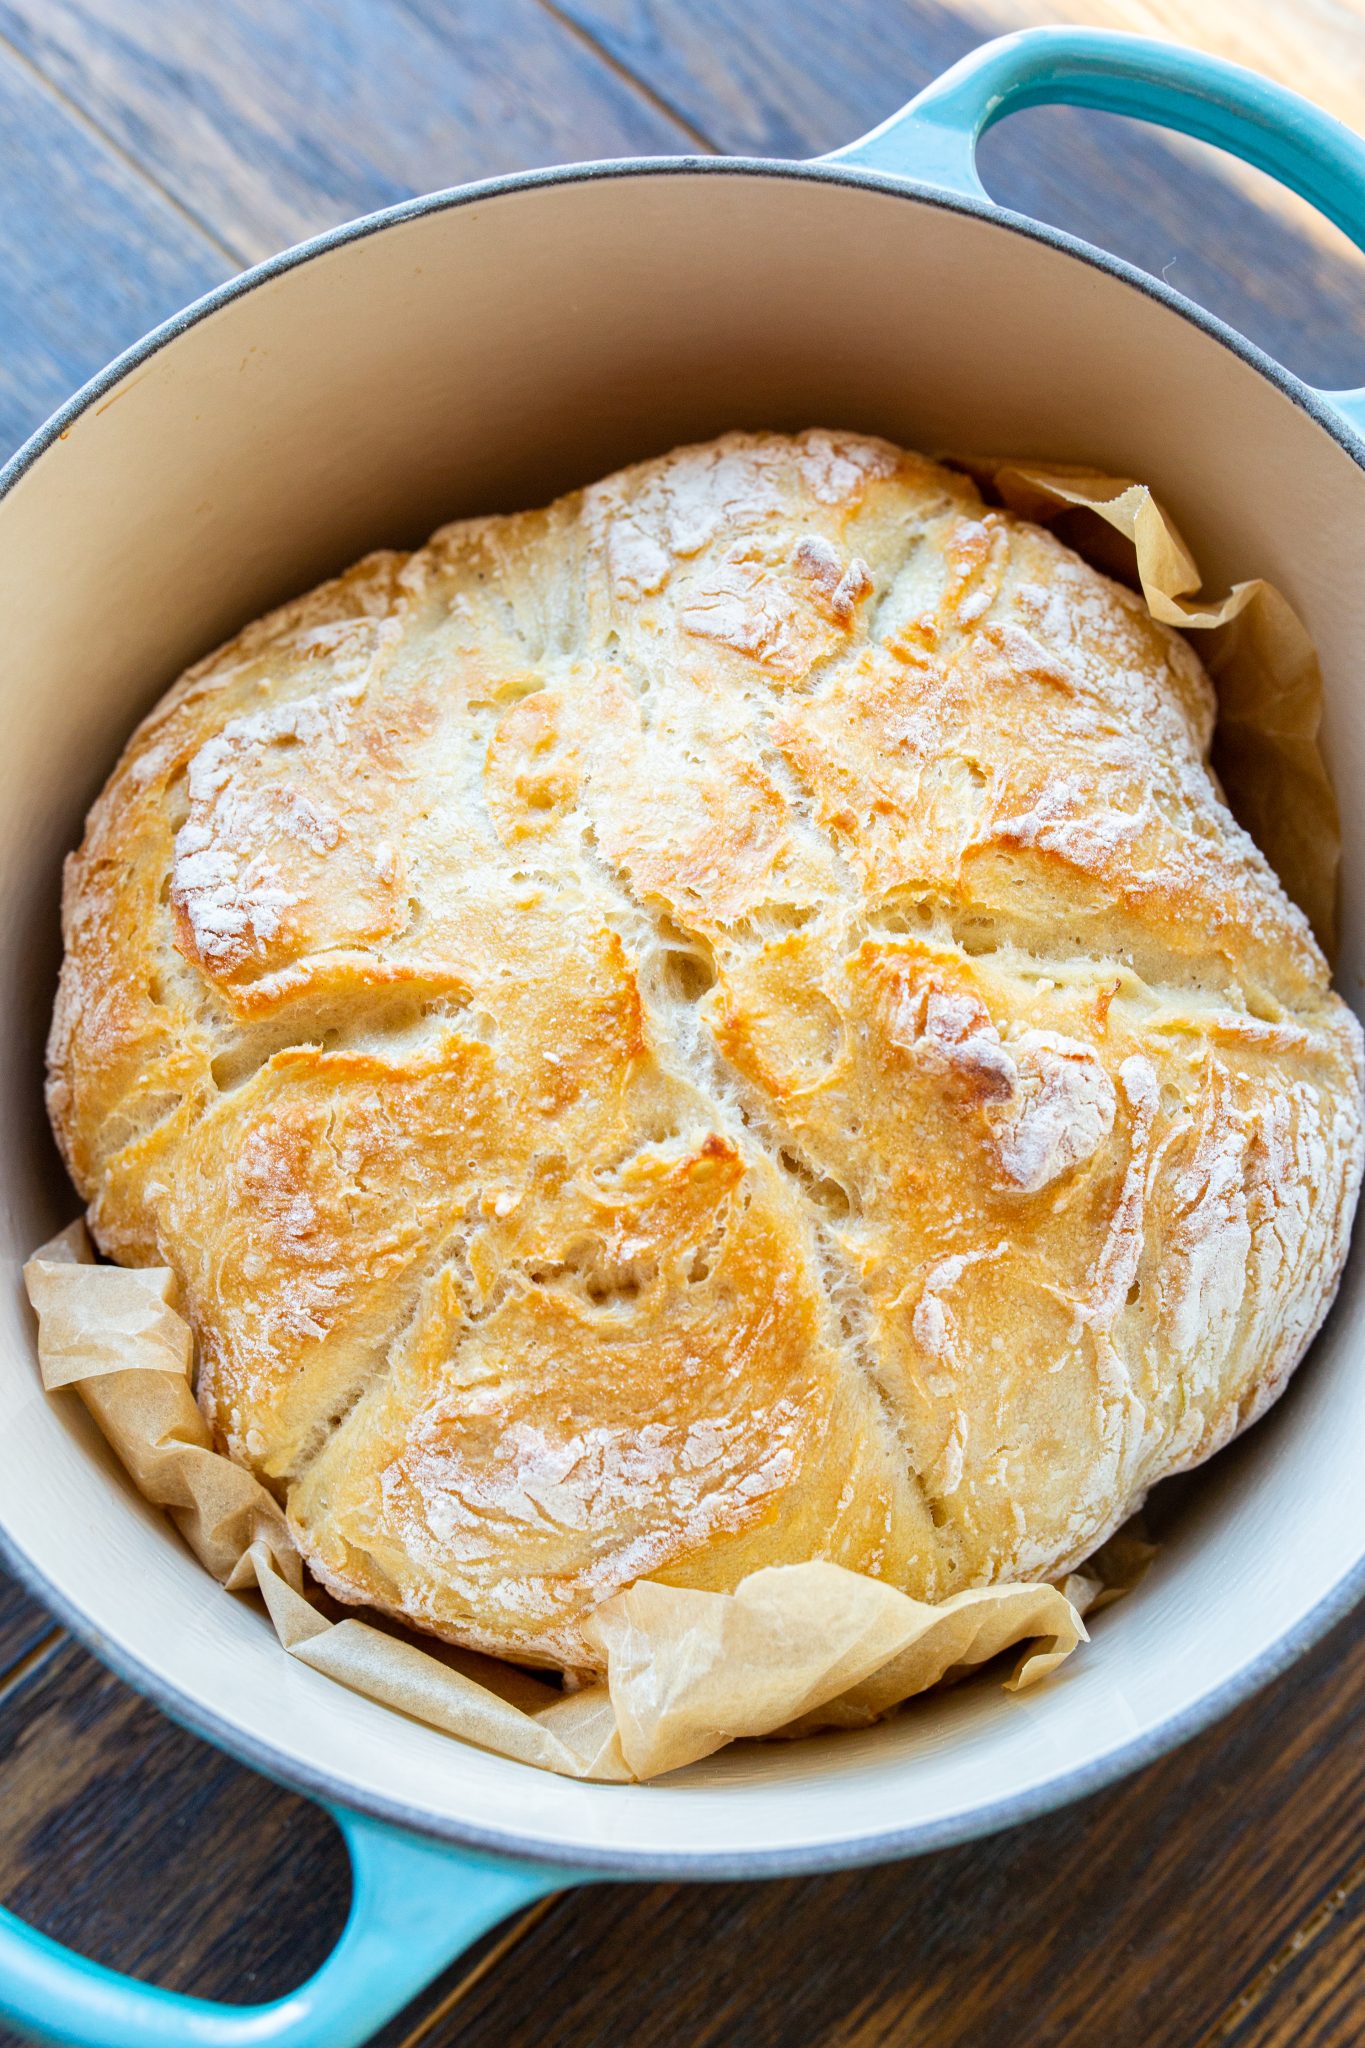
1194,1849,1365,2047
529,0,718,152
0,1629,64,1714
0,0,719,274
0,23,244,266
388,1894,563,2048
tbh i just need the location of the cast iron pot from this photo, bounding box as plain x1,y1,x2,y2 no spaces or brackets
1,27,1363,2047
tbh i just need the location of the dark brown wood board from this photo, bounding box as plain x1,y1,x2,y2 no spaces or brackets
0,3,1362,2044
0,1578,54,1684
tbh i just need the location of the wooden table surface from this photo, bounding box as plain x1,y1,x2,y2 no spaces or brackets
1,4,1363,2044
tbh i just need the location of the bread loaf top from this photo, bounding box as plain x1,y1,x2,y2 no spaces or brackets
47,430,1363,1669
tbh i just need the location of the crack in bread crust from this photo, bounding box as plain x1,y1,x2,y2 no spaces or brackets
569,796,959,1562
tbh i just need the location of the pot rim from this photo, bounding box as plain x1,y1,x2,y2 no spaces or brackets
4,150,1364,1878
1,153,1362,507
4,1512,1362,1877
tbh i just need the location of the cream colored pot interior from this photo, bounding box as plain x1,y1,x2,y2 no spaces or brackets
2,167,1363,1872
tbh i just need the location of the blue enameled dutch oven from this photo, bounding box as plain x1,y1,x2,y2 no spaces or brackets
0,27,1363,2046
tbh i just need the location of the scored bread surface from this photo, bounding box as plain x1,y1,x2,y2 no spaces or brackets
48,430,1364,1670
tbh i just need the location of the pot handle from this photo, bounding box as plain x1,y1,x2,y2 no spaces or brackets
0,1801,578,2047
821,26,1365,439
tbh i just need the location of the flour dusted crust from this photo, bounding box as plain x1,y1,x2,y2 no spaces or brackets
48,431,1364,1669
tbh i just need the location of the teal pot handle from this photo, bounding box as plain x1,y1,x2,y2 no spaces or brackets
822,26,1365,439
0,1801,579,2047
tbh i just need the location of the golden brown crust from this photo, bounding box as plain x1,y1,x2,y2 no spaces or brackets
48,430,1364,1667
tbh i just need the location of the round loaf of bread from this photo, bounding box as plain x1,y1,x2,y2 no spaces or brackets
48,430,1364,1669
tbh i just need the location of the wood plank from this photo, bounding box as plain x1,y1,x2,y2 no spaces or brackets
0,1572,56,1682
0,34,226,457
1197,1853,1365,2046
0,1625,554,2048
0,0,701,266
552,0,1365,149
552,0,1365,390
5,0,1362,387
433,1606,1365,2048
0,1638,349,2030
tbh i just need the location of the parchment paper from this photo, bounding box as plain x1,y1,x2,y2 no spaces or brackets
957,459,1339,954
24,1225,1087,1783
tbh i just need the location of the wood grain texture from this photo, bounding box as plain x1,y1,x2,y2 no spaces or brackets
0,1638,348,2031
0,4,1363,2046
0,36,225,456
0,1575,56,1687
1198,1855,1365,2048
554,0,1365,167
5,0,1362,385
0,0,699,265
